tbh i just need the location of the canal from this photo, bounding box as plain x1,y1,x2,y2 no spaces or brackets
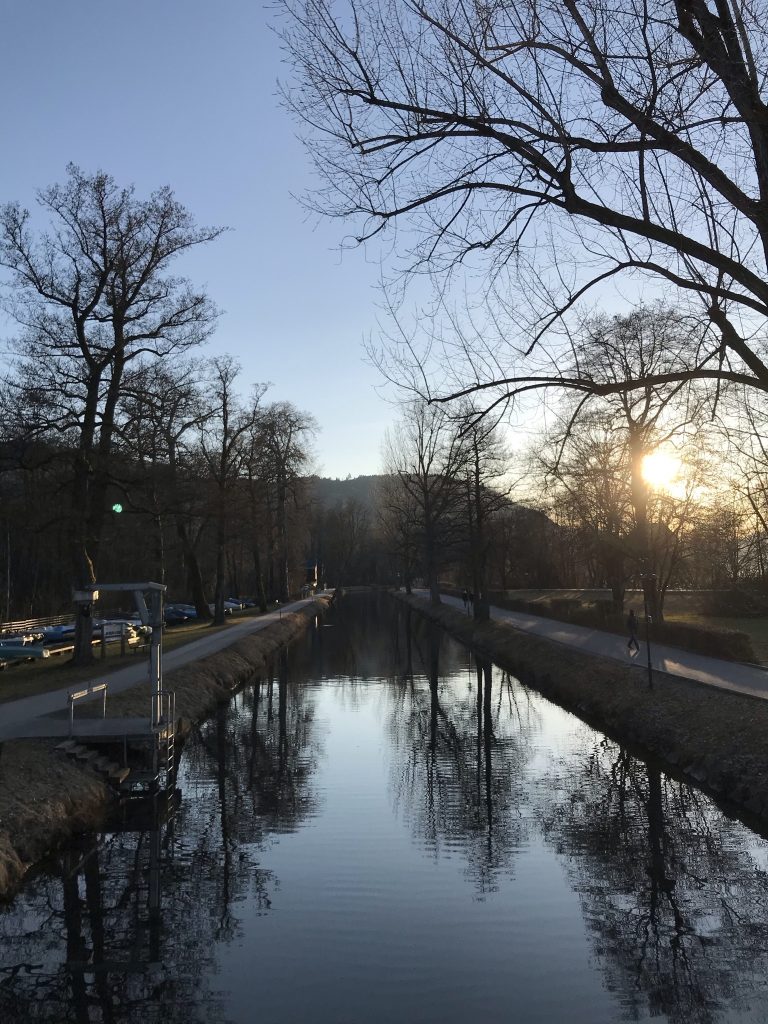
2,592,768,1022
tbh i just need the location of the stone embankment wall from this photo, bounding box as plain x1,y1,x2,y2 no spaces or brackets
0,597,331,900
397,593,768,825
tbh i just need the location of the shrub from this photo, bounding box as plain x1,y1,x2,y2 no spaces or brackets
549,597,580,618
655,621,755,662
700,588,768,618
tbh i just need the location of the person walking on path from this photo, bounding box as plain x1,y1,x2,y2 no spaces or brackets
627,609,640,656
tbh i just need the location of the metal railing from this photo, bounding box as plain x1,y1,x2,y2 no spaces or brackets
68,682,108,735
1,613,72,637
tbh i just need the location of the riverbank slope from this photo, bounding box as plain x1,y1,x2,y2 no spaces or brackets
0,596,331,899
397,592,768,825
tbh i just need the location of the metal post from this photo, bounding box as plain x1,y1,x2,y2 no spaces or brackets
641,571,655,691
150,598,163,728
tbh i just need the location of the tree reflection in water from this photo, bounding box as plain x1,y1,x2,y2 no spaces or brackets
540,734,768,1023
386,611,538,895
5,594,768,1023
0,649,321,1023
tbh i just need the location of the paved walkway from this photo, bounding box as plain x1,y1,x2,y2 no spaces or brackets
0,597,321,741
422,592,768,702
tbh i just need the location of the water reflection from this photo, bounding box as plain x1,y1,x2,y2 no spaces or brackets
2,593,768,1022
0,652,321,1023
386,618,534,895
0,793,231,1023
540,735,768,1023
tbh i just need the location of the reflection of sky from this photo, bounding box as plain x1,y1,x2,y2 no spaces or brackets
217,676,618,1024
5,600,768,1022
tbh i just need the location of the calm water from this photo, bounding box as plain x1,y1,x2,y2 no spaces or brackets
3,593,768,1022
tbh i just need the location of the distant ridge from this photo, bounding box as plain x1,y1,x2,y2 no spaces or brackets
307,474,387,511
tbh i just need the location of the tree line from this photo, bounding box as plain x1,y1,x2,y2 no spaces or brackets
0,167,323,662
275,0,768,624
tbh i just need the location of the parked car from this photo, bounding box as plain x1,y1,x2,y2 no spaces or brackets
208,603,233,615
164,607,190,626
172,604,198,618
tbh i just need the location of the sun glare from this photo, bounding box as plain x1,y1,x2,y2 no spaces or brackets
641,451,682,493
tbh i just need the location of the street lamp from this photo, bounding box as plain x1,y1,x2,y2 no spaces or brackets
640,569,656,690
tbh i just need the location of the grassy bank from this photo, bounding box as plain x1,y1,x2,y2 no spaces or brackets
397,592,768,826
0,596,331,900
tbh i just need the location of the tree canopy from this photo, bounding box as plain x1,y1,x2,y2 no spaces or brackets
282,0,768,407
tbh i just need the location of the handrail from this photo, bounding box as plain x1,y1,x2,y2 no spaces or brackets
155,689,176,733
68,682,108,735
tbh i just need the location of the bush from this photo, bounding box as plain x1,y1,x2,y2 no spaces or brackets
549,597,581,618
700,588,768,618
655,621,755,662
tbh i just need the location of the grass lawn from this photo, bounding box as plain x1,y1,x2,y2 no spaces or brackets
0,610,263,705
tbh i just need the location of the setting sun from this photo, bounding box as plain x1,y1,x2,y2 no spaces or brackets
642,451,682,493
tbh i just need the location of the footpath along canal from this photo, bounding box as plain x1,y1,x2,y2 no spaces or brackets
2,591,768,1023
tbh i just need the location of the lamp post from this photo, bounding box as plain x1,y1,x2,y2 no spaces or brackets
640,570,656,690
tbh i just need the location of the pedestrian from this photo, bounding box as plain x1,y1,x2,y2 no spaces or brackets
462,588,469,613
627,609,640,656
468,591,475,614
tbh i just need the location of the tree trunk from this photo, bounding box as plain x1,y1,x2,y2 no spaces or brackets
277,476,289,602
176,517,210,619
70,398,98,665
629,429,663,623
213,501,227,625
471,457,490,623
253,540,268,612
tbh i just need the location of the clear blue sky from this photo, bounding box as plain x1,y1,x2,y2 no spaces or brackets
0,0,394,477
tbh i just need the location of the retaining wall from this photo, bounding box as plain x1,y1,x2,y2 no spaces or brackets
0,597,331,900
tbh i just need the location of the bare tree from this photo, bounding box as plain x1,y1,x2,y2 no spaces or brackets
553,306,705,619
377,473,422,593
383,401,469,604
0,166,221,661
119,360,213,617
536,411,634,608
198,357,266,625
457,406,510,621
257,402,318,602
282,1,768,410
